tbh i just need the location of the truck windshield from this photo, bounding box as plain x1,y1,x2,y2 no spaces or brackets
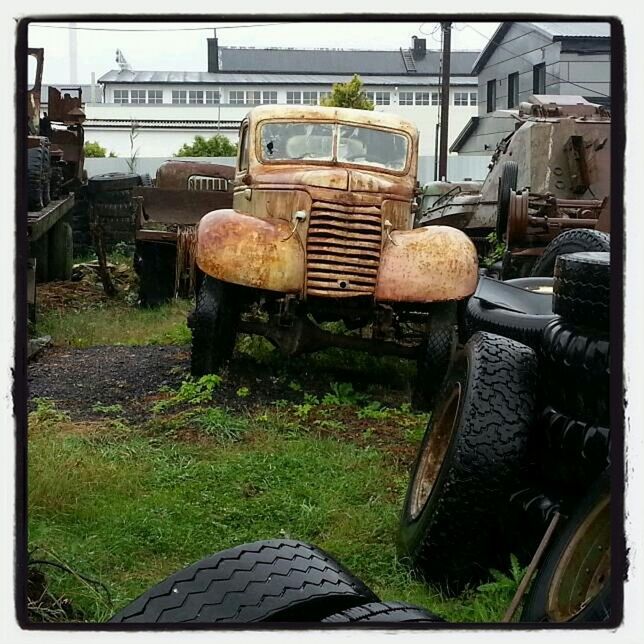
259,121,409,172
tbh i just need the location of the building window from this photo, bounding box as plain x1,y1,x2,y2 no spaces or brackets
113,89,129,104
469,92,478,106
229,90,245,105
533,63,546,95
364,92,374,103
262,91,277,104
130,89,146,104
205,90,220,104
172,90,187,104
373,91,390,105
454,92,469,106
431,91,442,106
148,90,163,104
415,92,430,105
189,90,204,104
486,79,496,113
302,91,318,105
508,72,519,109
246,91,262,105
399,91,414,105
286,91,302,104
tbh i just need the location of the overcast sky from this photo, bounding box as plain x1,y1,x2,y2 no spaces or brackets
27,20,500,85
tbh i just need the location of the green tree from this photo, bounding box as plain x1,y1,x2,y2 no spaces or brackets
320,75,374,111
84,141,116,158
175,135,237,157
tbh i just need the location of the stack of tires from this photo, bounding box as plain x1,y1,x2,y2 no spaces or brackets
397,249,612,624
27,139,51,212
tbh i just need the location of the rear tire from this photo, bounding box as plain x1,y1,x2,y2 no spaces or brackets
323,601,444,623
189,276,239,376
496,161,518,240
110,539,379,624
531,229,610,277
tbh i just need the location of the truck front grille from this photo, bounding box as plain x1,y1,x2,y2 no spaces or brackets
306,200,383,297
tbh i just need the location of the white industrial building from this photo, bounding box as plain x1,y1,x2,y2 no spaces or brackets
82,36,480,158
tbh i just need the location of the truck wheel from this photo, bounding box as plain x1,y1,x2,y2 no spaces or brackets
88,172,141,194
139,173,153,187
541,319,609,426
531,229,610,277
41,144,51,206
495,161,518,239
521,474,610,623
189,276,240,376
398,332,538,593
412,324,457,411
553,252,610,332
27,147,45,212
323,601,444,623
110,539,378,623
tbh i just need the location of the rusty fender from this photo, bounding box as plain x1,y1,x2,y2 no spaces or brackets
196,209,304,293
375,226,478,303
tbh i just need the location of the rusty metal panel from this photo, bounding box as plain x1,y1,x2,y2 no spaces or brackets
187,175,229,192
156,160,234,189
375,226,478,303
134,187,233,226
48,87,85,124
197,209,304,293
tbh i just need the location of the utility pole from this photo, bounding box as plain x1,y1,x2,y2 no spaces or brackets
438,21,451,181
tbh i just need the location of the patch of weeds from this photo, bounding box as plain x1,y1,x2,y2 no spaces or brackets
482,231,506,269
293,393,320,420
357,401,392,421
236,334,276,364
236,387,250,398
30,399,70,428
190,407,250,442
151,375,223,413
288,381,302,392
314,418,345,432
91,403,124,416
322,382,369,406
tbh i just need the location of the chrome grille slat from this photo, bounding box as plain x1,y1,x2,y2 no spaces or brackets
306,200,382,297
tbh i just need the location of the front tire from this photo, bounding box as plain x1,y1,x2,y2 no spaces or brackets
189,276,239,376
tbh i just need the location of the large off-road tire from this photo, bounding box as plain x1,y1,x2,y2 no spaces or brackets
323,601,444,624
27,146,46,212
398,332,539,592
134,241,177,308
521,474,610,623
189,276,240,376
412,323,457,412
531,229,610,277
495,161,518,239
464,278,556,351
88,172,141,194
541,319,609,426
110,540,378,624
553,252,610,331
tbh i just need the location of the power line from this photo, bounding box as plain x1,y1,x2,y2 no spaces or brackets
29,22,287,33
461,22,610,98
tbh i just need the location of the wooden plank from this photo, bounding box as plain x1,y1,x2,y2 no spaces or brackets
27,194,75,241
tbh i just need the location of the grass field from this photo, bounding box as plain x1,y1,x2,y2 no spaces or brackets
27,261,522,623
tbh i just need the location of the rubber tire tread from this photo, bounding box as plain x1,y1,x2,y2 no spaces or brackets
398,332,539,593
496,161,518,239
465,297,556,351
553,252,610,330
27,146,45,212
541,319,609,425
88,172,141,193
531,229,610,277
190,276,240,376
521,473,610,623
109,539,379,624
323,601,444,623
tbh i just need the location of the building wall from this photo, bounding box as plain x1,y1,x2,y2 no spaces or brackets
555,52,611,99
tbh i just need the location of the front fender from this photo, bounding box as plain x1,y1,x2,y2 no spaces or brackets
375,226,478,303
196,209,304,293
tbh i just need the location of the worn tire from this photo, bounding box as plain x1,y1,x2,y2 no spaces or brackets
412,323,457,412
541,319,609,425
521,474,610,623
139,173,153,187
88,172,141,193
189,276,240,376
109,539,378,624
323,601,444,624
27,146,45,212
92,189,133,205
41,144,51,206
531,229,610,277
496,161,518,239
398,332,539,592
553,252,610,331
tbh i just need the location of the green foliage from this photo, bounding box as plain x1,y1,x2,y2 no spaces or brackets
357,401,392,421
91,403,124,416
175,134,237,157
83,141,115,158
235,387,250,398
322,382,369,406
483,232,506,268
190,407,250,441
30,399,70,427
320,75,374,111
152,375,223,412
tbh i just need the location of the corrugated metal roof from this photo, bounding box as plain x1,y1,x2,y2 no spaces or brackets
219,47,479,76
98,70,477,86
84,118,241,128
531,22,611,39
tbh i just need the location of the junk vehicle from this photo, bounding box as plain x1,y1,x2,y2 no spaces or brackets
416,96,611,278
27,48,86,323
132,160,235,306
189,105,479,407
